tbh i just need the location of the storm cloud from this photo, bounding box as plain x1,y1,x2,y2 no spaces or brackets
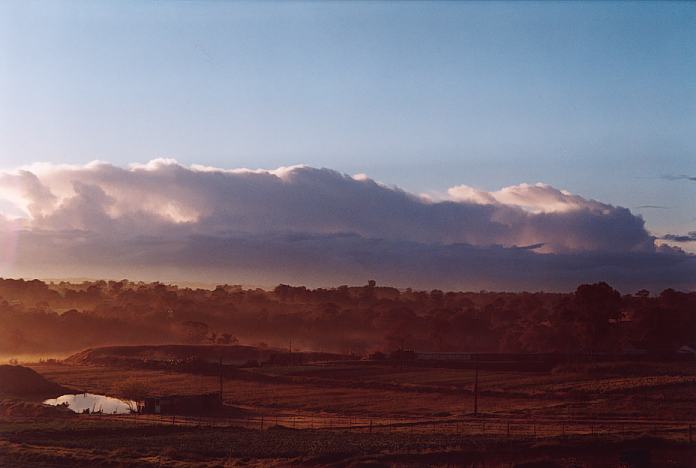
0,159,693,291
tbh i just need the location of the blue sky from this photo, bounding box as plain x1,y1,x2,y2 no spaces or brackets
0,1,694,242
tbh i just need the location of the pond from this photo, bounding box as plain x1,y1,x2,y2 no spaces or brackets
43,393,136,414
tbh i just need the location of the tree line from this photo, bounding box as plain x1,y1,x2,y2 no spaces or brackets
0,278,693,356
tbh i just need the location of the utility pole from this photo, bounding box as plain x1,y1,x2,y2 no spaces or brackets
400,338,405,368
473,361,479,416
219,356,223,405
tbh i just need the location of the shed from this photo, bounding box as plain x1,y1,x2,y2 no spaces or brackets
141,393,221,415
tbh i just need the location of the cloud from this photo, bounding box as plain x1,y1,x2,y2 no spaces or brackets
0,159,692,291
0,159,655,252
0,170,58,218
662,174,696,182
448,182,608,214
661,232,696,243
6,229,696,292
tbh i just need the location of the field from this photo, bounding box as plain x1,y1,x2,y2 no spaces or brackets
3,418,695,467
29,358,696,421
0,349,694,466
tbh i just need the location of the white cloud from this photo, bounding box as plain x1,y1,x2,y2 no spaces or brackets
448,182,608,214
0,159,691,291
0,159,655,253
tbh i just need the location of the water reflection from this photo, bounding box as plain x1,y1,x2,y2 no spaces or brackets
43,393,135,414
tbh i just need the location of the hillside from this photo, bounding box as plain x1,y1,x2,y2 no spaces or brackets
0,365,67,399
66,345,349,367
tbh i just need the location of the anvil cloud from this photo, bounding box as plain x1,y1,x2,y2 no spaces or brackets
0,159,693,291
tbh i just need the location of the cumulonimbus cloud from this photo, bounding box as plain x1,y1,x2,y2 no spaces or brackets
0,159,656,252
0,159,693,291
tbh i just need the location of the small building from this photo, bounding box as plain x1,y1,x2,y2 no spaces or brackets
140,393,221,415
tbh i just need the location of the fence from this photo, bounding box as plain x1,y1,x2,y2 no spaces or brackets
93,412,695,443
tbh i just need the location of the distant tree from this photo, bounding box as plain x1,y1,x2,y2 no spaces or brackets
3,328,29,353
635,289,650,298
274,284,292,301
177,321,209,344
212,285,228,299
632,289,695,352
115,378,151,413
573,282,622,353
217,333,238,345
430,289,444,305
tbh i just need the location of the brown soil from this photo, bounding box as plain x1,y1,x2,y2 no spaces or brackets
0,365,67,399
0,399,75,419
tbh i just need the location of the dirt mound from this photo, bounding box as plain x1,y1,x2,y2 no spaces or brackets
0,365,67,398
0,399,75,418
66,344,348,367
66,344,273,365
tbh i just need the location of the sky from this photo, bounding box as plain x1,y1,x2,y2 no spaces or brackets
0,1,694,291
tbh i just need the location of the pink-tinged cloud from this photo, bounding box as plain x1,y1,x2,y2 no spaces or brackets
0,159,692,291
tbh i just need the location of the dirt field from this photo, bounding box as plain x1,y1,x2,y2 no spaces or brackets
1,358,694,466
28,360,696,420
2,416,695,467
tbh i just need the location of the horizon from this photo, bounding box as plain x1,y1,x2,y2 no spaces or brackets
0,274,689,297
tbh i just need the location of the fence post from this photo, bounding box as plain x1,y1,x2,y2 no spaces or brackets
369,420,372,433
507,421,510,438
261,416,264,430
689,424,692,444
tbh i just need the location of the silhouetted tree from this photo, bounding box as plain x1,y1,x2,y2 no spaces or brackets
573,282,622,353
